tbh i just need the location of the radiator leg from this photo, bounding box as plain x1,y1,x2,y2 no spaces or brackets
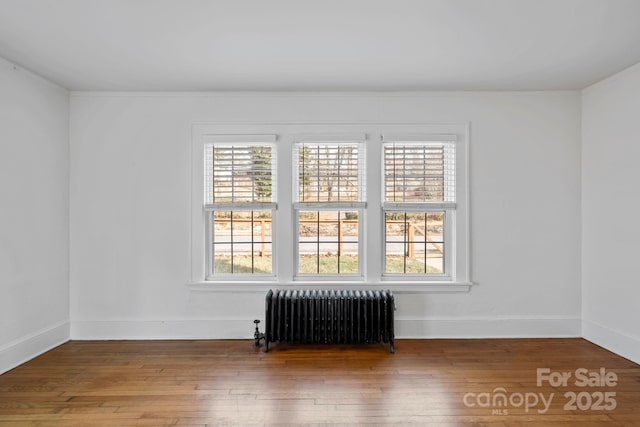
265,340,269,352
390,340,395,354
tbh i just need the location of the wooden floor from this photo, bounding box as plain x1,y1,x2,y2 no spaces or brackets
0,339,639,426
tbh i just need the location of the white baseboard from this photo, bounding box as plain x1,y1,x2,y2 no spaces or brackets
582,319,640,364
0,321,69,375
396,317,581,338
70,317,581,340
71,319,254,340
5,318,630,375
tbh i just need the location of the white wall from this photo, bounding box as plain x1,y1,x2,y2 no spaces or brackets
0,57,69,374
70,92,582,339
582,63,640,364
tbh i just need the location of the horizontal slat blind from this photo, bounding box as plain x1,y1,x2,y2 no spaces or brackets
294,142,365,203
205,144,275,204
383,141,455,203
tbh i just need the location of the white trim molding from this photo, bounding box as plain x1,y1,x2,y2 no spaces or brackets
582,320,640,364
186,281,473,293
71,319,251,340
70,316,577,341
0,321,69,375
398,317,581,338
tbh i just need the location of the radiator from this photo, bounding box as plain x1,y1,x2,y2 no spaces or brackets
264,289,395,353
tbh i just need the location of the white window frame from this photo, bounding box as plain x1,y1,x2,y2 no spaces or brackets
292,137,367,280
381,135,458,281
189,123,470,292
200,133,278,281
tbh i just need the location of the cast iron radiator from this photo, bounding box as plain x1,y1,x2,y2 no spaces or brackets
264,289,395,353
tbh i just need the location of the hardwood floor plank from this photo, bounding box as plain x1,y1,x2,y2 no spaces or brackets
0,338,638,425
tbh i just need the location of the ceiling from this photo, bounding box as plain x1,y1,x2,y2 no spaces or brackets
1,0,640,91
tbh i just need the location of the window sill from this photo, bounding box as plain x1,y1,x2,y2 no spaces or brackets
186,281,473,293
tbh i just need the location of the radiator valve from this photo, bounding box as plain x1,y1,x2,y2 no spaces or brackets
253,319,265,348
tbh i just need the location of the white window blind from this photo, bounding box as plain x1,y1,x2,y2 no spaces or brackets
205,143,276,205
293,142,365,203
203,137,277,278
383,139,456,204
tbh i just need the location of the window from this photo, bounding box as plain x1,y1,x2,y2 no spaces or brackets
204,136,276,278
293,140,366,278
382,137,456,279
191,123,469,290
